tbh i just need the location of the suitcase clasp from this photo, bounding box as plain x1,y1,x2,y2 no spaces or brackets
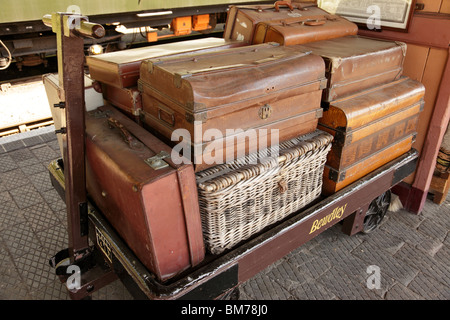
145,151,171,170
259,104,272,120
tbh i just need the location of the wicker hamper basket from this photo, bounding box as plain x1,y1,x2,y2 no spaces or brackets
196,130,333,254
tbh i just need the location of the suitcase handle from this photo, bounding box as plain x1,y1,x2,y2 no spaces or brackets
304,19,326,26
107,117,144,150
274,1,294,12
278,17,327,27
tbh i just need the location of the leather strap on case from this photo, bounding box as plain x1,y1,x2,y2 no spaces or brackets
107,117,144,150
176,167,205,267
274,1,294,11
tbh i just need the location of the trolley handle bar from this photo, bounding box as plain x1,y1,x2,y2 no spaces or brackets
43,13,105,39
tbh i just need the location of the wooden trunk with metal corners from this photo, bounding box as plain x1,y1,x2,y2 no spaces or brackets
138,43,326,171
319,77,425,195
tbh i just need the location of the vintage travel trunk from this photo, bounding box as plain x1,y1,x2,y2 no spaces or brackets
86,37,246,88
223,1,357,44
318,77,425,195
138,43,327,172
296,36,407,103
85,105,205,282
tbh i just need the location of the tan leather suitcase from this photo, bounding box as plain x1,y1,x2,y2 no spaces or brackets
295,36,407,103
138,43,327,171
86,37,246,88
224,1,357,44
319,77,425,194
85,105,204,282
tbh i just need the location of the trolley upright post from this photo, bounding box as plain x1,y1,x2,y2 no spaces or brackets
44,12,116,300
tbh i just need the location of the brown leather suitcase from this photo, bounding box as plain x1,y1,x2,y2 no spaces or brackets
295,36,407,103
224,1,357,44
85,105,204,282
86,37,246,89
319,77,425,195
101,84,142,120
138,43,327,171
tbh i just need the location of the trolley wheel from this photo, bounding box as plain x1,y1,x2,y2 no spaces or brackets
363,190,391,234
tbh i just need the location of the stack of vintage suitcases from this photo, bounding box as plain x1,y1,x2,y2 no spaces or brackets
80,0,425,282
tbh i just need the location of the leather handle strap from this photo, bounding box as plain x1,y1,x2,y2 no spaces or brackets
274,1,294,12
107,117,144,150
304,19,326,26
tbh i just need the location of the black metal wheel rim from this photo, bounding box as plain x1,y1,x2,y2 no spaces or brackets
363,190,391,234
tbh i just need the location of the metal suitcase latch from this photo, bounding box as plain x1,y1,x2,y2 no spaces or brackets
145,151,170,170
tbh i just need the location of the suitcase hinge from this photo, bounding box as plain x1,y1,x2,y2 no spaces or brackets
145,151,171,170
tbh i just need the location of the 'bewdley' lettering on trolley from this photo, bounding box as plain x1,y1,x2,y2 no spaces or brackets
309,203,347,234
